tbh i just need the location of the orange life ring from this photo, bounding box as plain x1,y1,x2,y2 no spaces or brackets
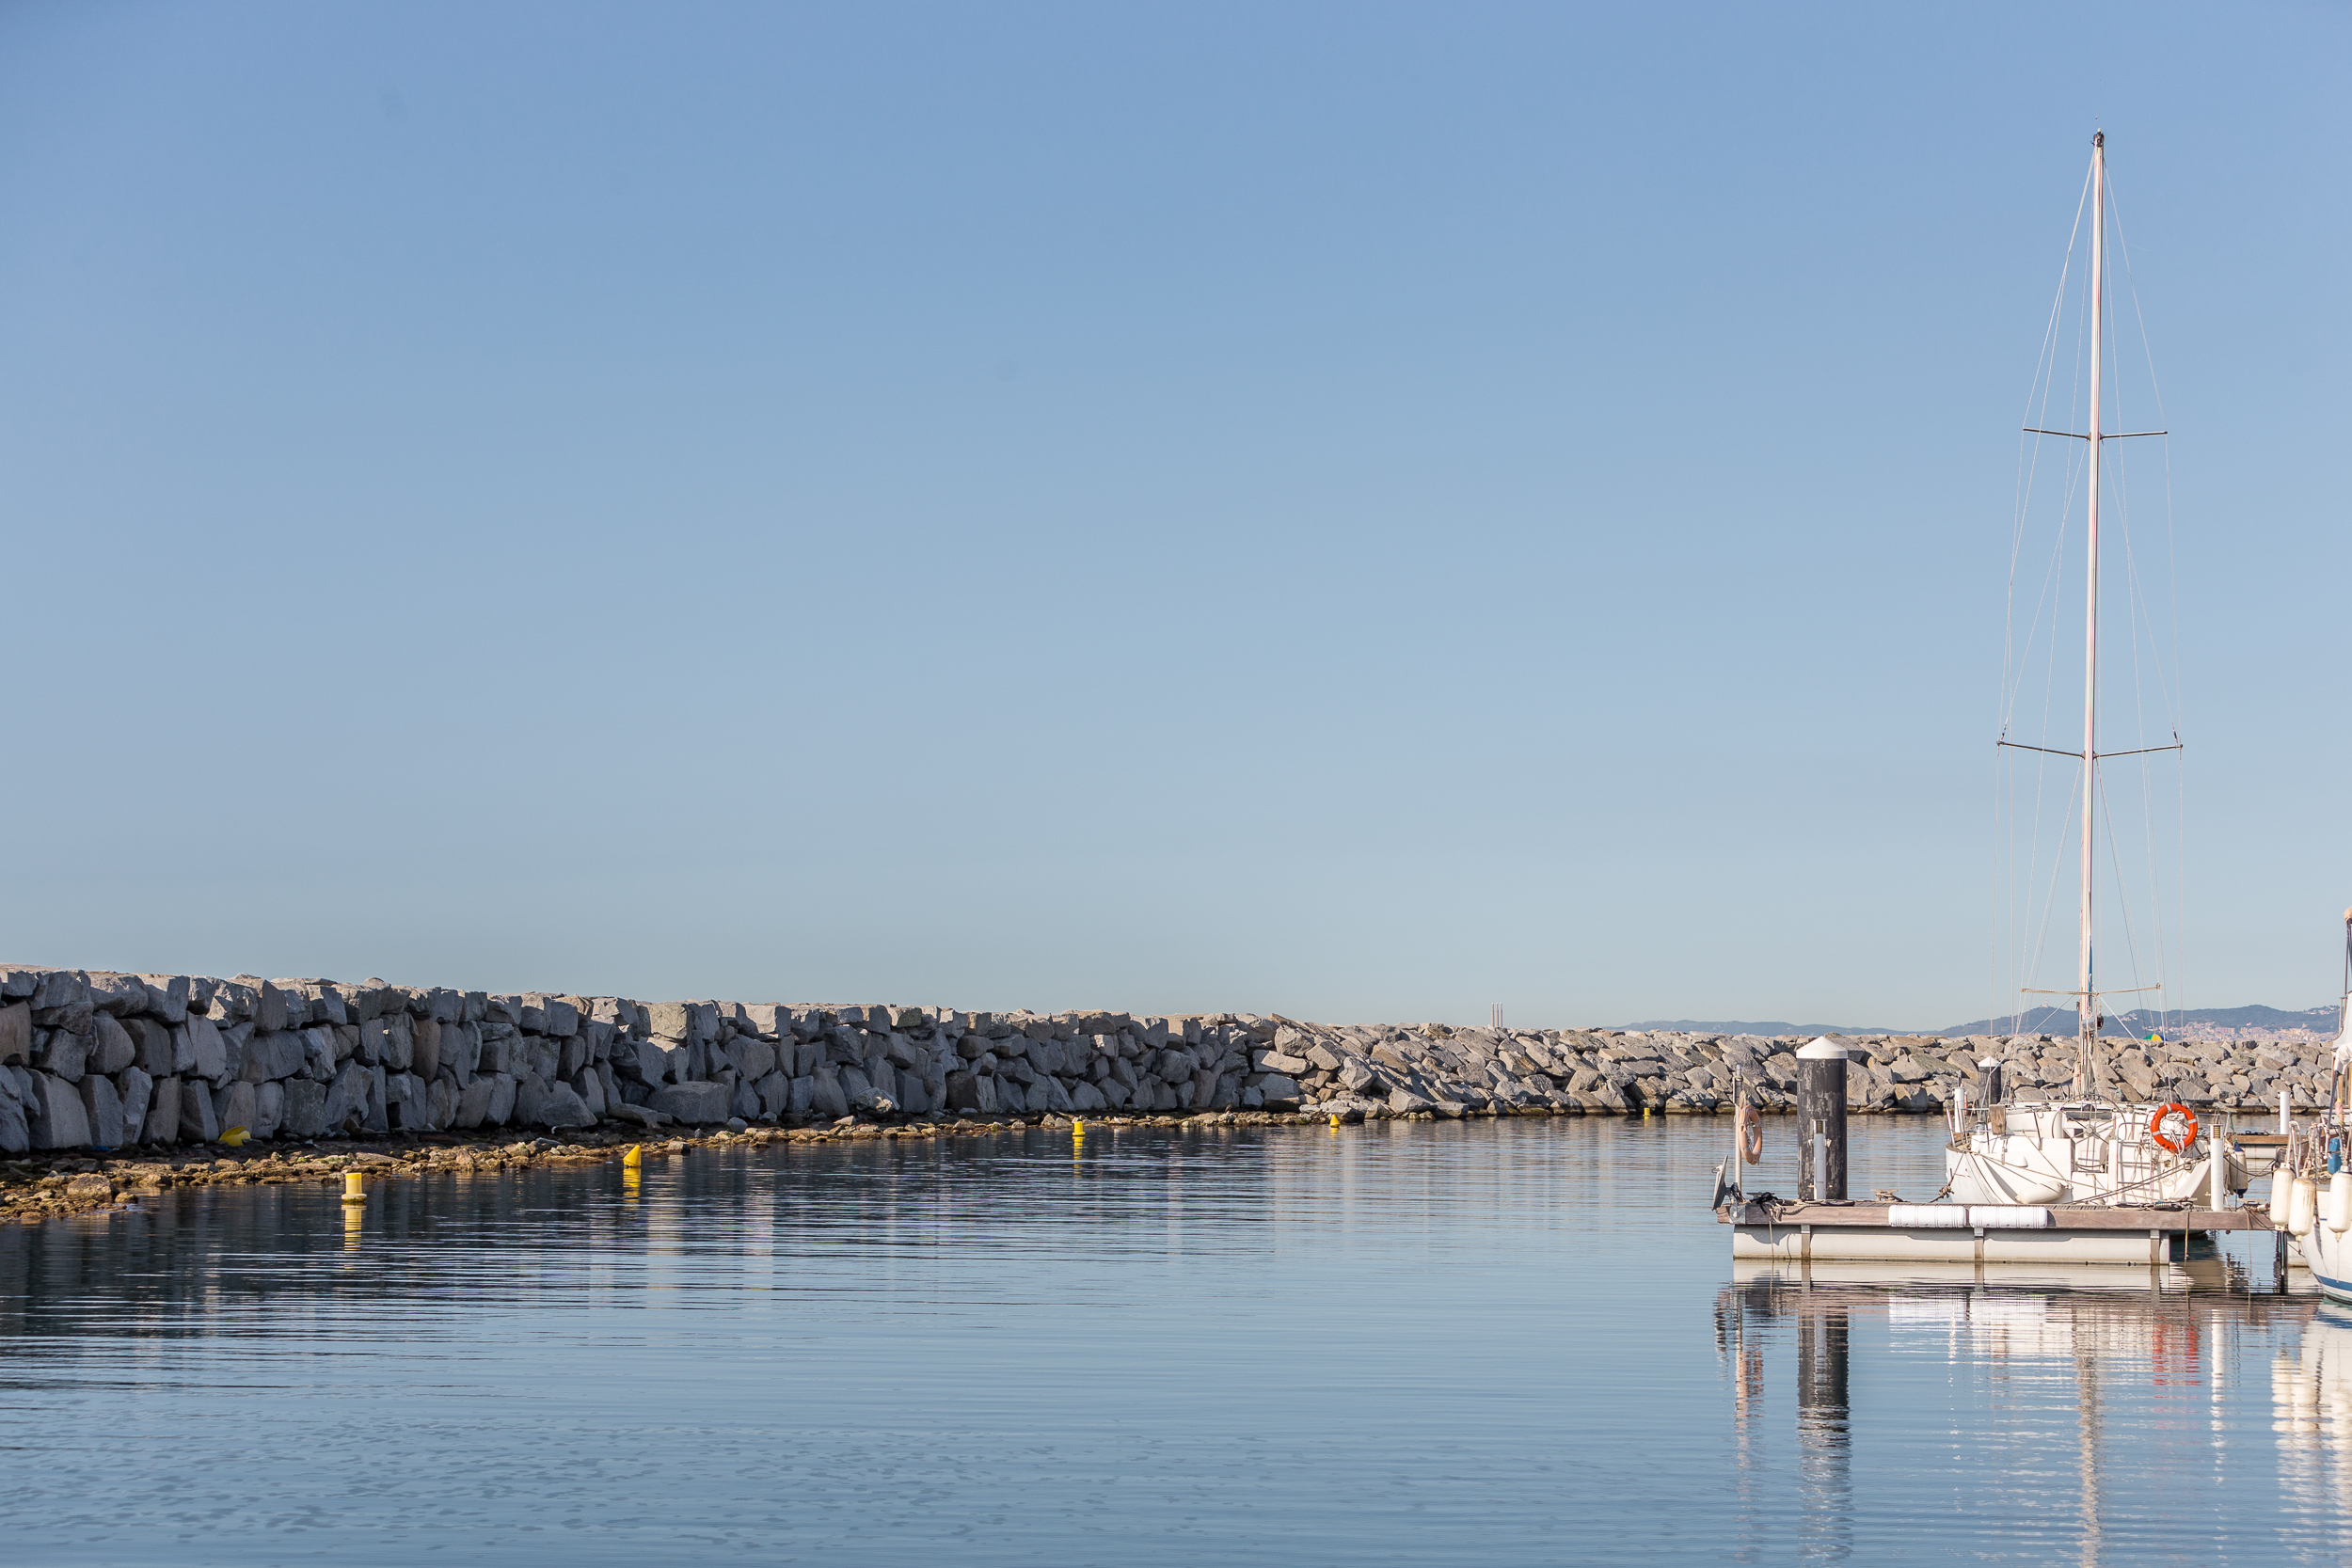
2149,1101,2198,1154
1737,1101,1763,1164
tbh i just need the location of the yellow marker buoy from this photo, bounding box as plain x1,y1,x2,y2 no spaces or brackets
217,1126,249,1148
622,1144,644,1168
1329,1114,1342,1128
342,1171,366,1205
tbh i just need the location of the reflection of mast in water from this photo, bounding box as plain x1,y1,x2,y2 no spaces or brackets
2074,1343,2101,1568
1796,1294,1851,1562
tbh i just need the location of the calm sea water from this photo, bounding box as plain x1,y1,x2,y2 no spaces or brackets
1,1116,2343,1565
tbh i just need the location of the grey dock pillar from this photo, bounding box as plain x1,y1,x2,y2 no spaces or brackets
1797,1038,1850,1201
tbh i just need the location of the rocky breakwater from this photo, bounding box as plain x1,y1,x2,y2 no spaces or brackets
1254,1022,2341,1120
0,966,1285,1155
0,964,2331,1163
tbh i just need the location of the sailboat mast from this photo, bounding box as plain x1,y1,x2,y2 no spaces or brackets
2079,131,2106,1058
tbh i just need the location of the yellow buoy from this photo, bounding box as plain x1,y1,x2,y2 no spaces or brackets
217,1126,249,1148
1072,1119,1085,1138
342,1171,366,1204
622,1144,644,1168
1329,1114,1342,1128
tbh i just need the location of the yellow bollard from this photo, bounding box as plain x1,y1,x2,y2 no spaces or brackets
342,1171,366,1205
622,1144,644,1169
1072,1119,1085,1140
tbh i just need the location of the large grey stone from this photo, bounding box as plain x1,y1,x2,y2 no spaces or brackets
241,1030,306,1083
787,1075,815,1117
840,1065,877,1110
0,1001,29,1066
135,974,191,1023
86,973,148,1018
425,1077,455,1131
37,1029,87,1083
753,1070,789,1119
323,1062,370,1132
80,1073,126,1148
0,1090,25,1154
809,1069,850,1120
123,1018,174,1076
516,1075,593,1128
729,1077,761,1120
453,1077,496,1130
87,1015,136,1077
252,1080,285,1140
485,1072,516,1125
1070,1079,1106,1112
385,1071,428,1132
180,1078,221,1141
185,1017,228,1084
142,1076,182,1142
730,1038,777,1080
649,1081,732,1124
212,1081,258,1140
30,1071,90,1147
115,1066,152,1141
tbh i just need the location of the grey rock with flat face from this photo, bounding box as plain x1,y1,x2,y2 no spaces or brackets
185,1017,228,1084
38,1029,87,1083
385,1072,428,1132
278,1076,326,1137
86,973,148,1018
1028,1075,1074,1115
242,1031,307,1083
212,1081,257,1140
0,1088,26,1154
142,1076,182,1143
80,1073,126,1148
517,1076,595,1128
485,1072,516,1126
453,1077,496,1130
0,1001,30,1067
178,1077,220,1143
251,1079,285,1139
123,1018,173,1076
787,1075,815,1117
648,1081,732,1124
810,1069,849,1120
323,1062,370,1132
115,1066,152,1142
570,1069,607,1117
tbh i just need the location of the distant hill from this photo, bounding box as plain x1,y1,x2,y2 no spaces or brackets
1619,1003,2340,1039
1620,1019,1911,1037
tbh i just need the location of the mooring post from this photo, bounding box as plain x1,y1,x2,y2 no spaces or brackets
1796,1037,1849,1202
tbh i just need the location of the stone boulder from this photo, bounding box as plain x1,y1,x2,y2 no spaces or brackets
648,1081,732,1124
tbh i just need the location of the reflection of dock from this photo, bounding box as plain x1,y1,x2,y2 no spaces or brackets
1716,1269,2328,1564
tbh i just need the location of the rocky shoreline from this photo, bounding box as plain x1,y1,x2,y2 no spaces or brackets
3,964,2333,1223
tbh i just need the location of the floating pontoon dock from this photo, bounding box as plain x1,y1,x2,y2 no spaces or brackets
1723,1198,2275,1265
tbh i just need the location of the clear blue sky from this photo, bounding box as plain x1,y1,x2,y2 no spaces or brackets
3,3,2345,1026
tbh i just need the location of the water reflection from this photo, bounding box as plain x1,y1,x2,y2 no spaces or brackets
1721,1265,2325,1564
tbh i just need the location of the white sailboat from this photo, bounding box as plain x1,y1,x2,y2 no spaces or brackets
2276,917,2352,1297
1943,132,2246,1212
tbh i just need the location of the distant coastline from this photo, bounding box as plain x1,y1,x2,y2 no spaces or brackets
1623,1002,2341,1043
